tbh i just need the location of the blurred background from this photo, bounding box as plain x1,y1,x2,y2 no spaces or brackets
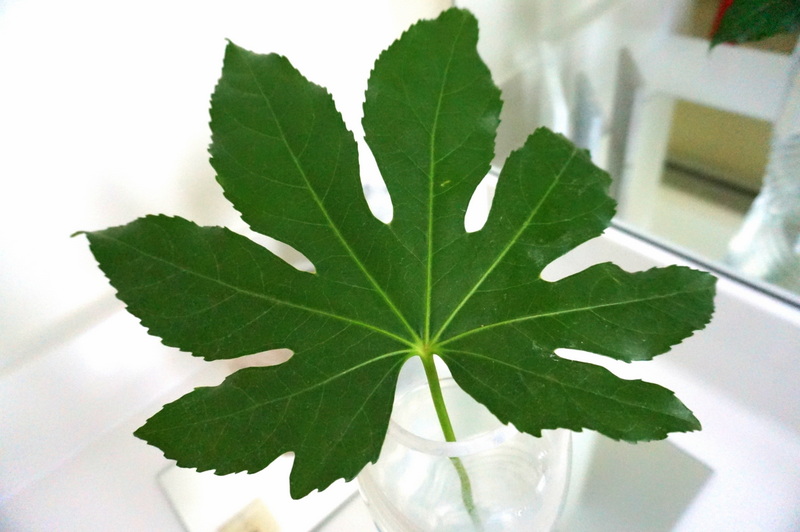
2,0,798,530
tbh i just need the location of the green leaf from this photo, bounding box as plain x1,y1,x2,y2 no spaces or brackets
711,0,800,46
363,8,502,337
82,8,716,498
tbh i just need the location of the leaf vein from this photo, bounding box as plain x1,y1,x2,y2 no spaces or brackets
440,288,708,346
237,49,419,342
433,147,580,342
93,230,413,347
445,349,685,420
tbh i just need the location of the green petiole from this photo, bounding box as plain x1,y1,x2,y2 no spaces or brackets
420,353,483,531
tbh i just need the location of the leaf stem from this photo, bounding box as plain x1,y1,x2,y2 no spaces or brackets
420,354,483,531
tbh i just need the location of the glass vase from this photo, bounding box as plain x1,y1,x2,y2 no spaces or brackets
357,372,571,532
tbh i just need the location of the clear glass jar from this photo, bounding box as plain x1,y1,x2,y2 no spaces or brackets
358,374,571,532
725,43,800,293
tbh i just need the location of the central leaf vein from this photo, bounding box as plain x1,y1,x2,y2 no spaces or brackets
424,14,468,342
433,148,580,343
440,288,701,346
151,349,410,430
95,231,414,348
238,49,420,343
445,349,685,419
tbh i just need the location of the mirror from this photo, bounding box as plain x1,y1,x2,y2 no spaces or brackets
460,0,800,303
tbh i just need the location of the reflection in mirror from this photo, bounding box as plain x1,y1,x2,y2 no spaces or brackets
461,0,800,303
610,0,800,300
640,100,768,264
725,50,800,294
629,81,800,301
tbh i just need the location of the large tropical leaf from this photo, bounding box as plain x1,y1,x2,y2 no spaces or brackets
81,8,715,498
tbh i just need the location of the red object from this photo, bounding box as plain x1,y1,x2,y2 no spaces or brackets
711,0,735,38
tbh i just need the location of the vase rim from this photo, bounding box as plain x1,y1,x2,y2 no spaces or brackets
387,416,519,457
386,377,520,457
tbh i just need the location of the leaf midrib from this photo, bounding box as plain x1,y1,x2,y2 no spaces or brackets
440,286,708,346
143,350,410,430
236,47,419,343
444,349,691,423
424,13,468,342
432,146,579,344
92,230,414,348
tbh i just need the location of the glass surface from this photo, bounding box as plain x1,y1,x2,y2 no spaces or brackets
723,49,800,294
358,377,571,532
457,0,800,303
628,46,800,301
